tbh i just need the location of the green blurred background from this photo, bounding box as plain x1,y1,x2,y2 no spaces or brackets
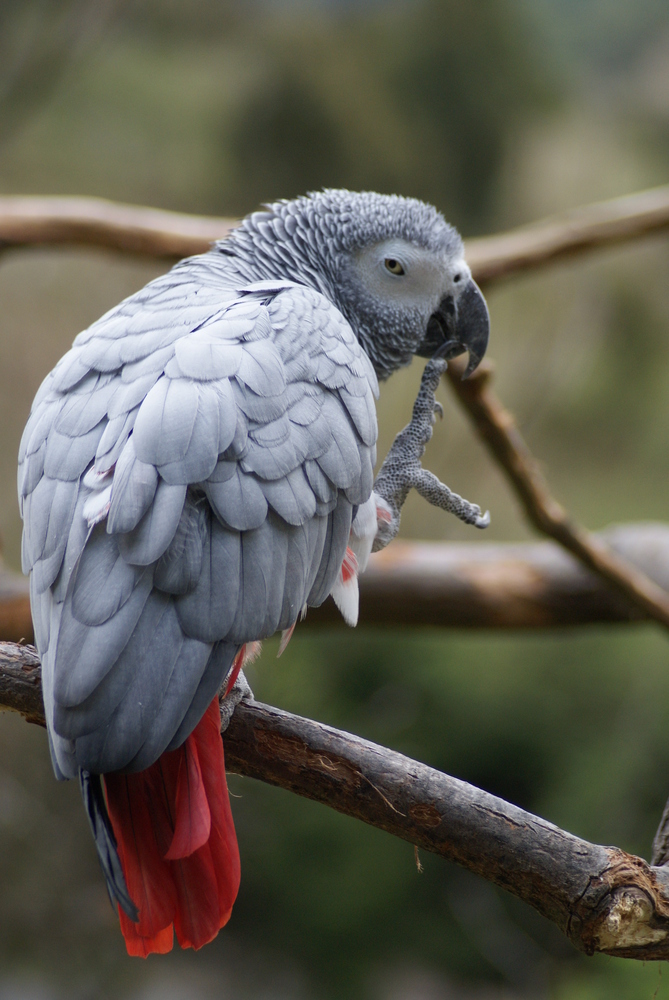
1,1,669,997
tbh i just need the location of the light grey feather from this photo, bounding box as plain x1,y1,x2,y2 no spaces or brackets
51,493,90,605
169,334,243,381
121,344,175,383
207,458,236,483
165,640,238,751
279,516,327,629
132,376,198,467
232,380,286,423
54,380,116,437
156,383,222,484
248,413,291,448
43,421,106,481
307,499,353,607
236,339,286,397
175,511,240,641
122,630,215,772
22,476,79,574
289,414,333,462
18,441,46,502
337,387,377,447
49,350,90,393
261,467,316,526
107,438,159,534
71,525,143,626
315,401,362,490
287,393,323,425
94,407,138,472
69,597,212,772
117,478,187,566
227,515,288,643
107,374,159,420
304,459,336,503
154,497,207,595
53,568,153,708
204,468,268,531
345,442,375,506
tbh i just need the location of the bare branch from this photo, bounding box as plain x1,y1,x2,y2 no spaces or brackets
2,638,669,960
466,185,669,284
4,522,669,642
0,185,668,278
446,359,669,631
0,196,235,259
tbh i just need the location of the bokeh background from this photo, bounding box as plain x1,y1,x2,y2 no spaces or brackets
1,1,669,997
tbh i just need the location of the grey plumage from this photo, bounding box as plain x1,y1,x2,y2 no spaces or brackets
19,188,487,788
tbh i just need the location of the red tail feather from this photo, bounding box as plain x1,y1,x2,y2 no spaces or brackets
104,697,240,956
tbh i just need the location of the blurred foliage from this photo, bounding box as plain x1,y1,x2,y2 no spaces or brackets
224,0,556,232
1,0,669,998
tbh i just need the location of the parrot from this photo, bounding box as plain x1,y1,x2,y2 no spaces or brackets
17,189,490,957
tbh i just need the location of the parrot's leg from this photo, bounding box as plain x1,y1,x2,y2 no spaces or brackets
219,646,256,733
372,358,489,552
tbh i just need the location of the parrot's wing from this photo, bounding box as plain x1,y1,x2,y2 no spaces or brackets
19,256,378,777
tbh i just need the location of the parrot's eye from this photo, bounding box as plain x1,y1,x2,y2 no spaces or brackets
453,273,462,283
384,258,405,275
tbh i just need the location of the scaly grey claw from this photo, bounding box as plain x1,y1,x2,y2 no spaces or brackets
219,669,254,733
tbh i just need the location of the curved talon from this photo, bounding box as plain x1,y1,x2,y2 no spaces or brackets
475,510,491,529
433,401,444,420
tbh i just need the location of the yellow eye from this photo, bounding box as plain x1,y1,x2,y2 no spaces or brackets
384,258,405,275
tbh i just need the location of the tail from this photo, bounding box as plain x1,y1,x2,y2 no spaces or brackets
103,696,241,957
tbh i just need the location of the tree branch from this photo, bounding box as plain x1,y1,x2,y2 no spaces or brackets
0,196,236,259
446,359,669,631
1,185,668,280
466,184,669,284
2,638,669,960
4,522,669,643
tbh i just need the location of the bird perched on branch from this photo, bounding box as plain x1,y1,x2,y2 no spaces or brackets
18,189,489,956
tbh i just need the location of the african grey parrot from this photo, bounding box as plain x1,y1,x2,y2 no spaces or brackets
18,189,489,956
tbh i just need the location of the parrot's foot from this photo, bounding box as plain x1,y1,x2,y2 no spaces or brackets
372,358,489,551
219,669,254,733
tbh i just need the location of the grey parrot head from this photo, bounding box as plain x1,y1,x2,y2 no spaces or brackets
220,189,489,381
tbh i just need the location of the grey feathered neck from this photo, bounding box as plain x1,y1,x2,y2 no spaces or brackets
215,189,462,377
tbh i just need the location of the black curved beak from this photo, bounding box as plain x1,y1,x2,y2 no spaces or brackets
417,279,490,378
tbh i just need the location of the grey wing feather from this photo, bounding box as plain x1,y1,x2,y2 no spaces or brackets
69,596,213,773
71,525,142,626
117,479,187,566
154,497,207,595
43,422,106,480
175,511,241,641
106,438,159,535
165,640,238,751
22,261,379,783
204,469,268,531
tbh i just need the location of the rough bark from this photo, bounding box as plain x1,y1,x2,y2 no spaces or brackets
2,638,669,960
3,523,669,643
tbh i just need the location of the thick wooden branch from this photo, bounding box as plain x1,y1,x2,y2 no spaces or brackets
1,185,668,280
3,522,669,643
446,359,669,631
2,638,669,960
